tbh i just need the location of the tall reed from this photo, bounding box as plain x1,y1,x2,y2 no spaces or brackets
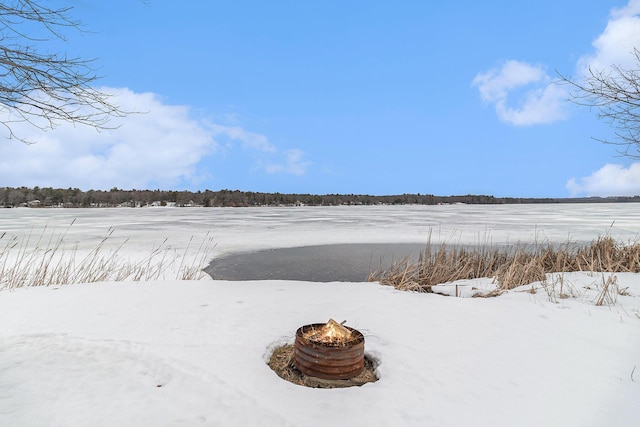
369,235,640,293
0,225,216,290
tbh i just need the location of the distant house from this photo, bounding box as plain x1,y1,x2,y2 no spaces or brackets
150,201,176,207
27,200,41,207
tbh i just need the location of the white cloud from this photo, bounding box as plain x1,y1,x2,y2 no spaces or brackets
0,88,218,190
473,60,545,102
265,149,310,176
472,0,640,126
578,1,640,75
612,0,640,17
472,60,569,126
209,124,276,153
0,88,306,190
566,163,640,196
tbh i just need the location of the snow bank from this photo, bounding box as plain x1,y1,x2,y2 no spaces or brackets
1,276,638,426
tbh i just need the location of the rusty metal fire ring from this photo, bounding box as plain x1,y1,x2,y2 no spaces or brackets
293,323,365,380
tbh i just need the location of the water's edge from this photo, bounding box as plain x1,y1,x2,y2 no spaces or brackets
205,243,428,282
203,240,559,282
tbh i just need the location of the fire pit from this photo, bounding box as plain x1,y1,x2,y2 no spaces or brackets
293,319,365,380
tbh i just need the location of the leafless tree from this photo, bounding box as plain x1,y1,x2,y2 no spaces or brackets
0,0,124,143
562,49,640,159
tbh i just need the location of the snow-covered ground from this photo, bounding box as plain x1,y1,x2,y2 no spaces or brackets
1,204,639,426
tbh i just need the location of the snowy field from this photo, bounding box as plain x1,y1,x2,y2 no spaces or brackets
1,204,639,426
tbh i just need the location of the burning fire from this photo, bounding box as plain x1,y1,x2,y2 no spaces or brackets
304,319,353,345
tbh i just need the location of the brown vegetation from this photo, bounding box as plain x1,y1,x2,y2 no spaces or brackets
0,225,216,290
369,236,640,294
267,344,378,388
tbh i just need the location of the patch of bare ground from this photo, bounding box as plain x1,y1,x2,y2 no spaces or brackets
267,344,378,388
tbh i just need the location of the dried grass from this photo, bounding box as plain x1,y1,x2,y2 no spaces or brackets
0,224,216,290
267,344,378,388
594,273,619,306
370,235,640,295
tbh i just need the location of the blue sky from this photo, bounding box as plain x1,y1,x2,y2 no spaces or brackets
2,0,640,197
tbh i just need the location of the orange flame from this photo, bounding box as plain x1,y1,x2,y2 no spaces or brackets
304,319,352,344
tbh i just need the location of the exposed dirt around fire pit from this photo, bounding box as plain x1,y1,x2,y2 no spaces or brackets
268,344,379,388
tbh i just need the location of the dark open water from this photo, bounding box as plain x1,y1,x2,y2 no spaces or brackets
204,243,427,282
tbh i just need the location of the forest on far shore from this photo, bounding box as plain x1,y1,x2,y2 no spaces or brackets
1,187,639,208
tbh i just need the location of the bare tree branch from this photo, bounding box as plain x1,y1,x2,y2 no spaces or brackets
559,49,640,159
0,0,125,143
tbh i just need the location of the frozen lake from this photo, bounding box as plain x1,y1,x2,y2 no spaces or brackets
2,204,639,280
2,203,638,249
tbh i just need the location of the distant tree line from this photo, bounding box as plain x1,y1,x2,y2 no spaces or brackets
1,187,639,208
